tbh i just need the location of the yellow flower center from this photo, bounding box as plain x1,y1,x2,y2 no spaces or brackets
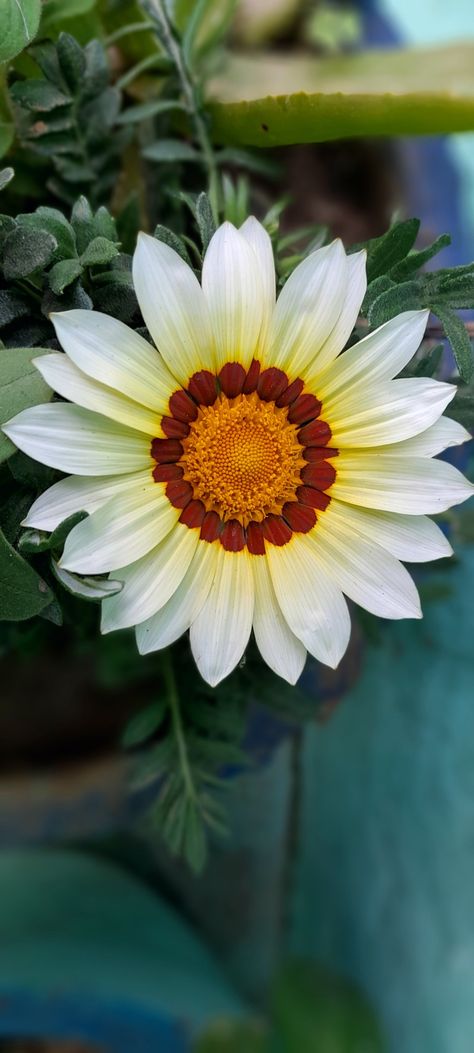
181,392,305,526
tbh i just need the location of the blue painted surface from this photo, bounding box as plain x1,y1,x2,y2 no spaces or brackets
291,546,474,1052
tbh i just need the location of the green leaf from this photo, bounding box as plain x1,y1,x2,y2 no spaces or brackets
56,32,86,92
0,525,53,621
153,224,191,264
17,207,77,258
0,167,14,192
142,139,201,163
216,146,279,178
367,280,422,327
194,1020,267,1053
9,79,71,112
52,560,124,600
0,0,41,63
362,218,420,283
49,510,88,553
80,236,119,266
121,699,168,749
207,44,474,146
421,264,474,310
432,305,474,383
0,70,14,160
2,226,57,279
0,290,30,328
0,348,52,463
48,257,83,292
195,191,216,253
411,343,443,378
390,233,451,281
40,0,97,33
445,388,474,429
116,98,186,125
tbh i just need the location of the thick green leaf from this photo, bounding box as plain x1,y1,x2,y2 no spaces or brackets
367,280,422,326
9,79,71,112
2,226,57,278
433,305,474,383
0,348,52,462
208,44,474,146
17,207,77,258
153,224,191,264
390,233,451,281
359,218,420,284
80,236,119,266
0,0,41,63
48,257,83,292
143,139,201,163
0,290,30,328
0,525,53,621
57,31,86,92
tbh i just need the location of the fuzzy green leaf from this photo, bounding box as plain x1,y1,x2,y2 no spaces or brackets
80,236,119,266
143,139,201,163
367,280,422,327
0,526,53,621
195,191,216,252
390,233,451,281
10,79,71,112
2,226,57,279
57,32,87,92
0,348,52,463
17,207,77,259
432,305,474,383
153,224,191,263
445,388,474,429
0,0,41,63
48,257,83,292
0,290,30,328
0,167,14,193
421,265,474,310
362,218,420,283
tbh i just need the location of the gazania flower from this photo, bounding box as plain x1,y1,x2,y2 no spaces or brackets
3,220,473,685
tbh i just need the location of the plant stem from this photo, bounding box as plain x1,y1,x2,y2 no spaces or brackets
140,0,220,221
162,648,196,803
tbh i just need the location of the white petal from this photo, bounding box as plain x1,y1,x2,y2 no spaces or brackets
34,354,159,436
2,404,151,475
304,249,367,383
136,541,219,654
51,310,175,412
201,221,264,371
239,216,275,355
315,310,429,398
133,233,212,384
266,239,348,377
190,548,254,686
381,416,471,457
23,471,152,531
60,481,177,574
101,524,198,632
333,453,474,514
328,499,453,562
266,536,351,669
252,555,306,684
311,518,422,620
327,378,455,447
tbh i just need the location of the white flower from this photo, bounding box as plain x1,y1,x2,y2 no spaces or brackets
3,219,473,686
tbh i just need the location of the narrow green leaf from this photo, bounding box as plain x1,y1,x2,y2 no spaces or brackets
0,348,52,463
421,265,474,310
49,510,88,553
445,388,474,429
57,32,87,92
0,526,53,621
48,257,83,293
216,146,279,178
116,98,186,125
195,191,216,252
390,233,451,280
143,139,201,163
363,218,420,283
360,274,395,316
80,236,119,266
411,344,443,378
2,226,57,279
154,224,191,264
367,280,422,327
433,305,474,383
0,0,41,63
121,699,168,749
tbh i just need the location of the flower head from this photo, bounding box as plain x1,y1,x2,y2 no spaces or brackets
4,219,473,685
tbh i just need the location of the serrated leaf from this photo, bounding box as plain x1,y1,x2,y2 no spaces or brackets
0,167,14,192
153,224,191,263
0,0,41,63
208,44,474,147
143,139,201,163
80,236,119,266
2,226,57,279
52,560,124,600
0,525,53,621
48,257,83,292
121,699,168,749
0,348,52,463
57,32,86,92
10,80,71,112
433,305,474,383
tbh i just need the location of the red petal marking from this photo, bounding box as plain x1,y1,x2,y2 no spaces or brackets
246,521,266,555
298,419,331,446
166,480,193,509
151,437,183,463
276,378,304,407
200,510,222,543
242,359,261,394
257,367,288,402
301,461,337,490
296,485,331,511
220,519,246,552
263,514,292,547
283,502,316,533
288,394,322,425
219,362,246,398
152,463,183,483
161,416,190,439
304,446,339,463
188,370,218,405
179,499,205,528
169,389,198,422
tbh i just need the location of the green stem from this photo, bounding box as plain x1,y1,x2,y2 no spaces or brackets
104,21,155,46
140,0,220,222
162,649,196,803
